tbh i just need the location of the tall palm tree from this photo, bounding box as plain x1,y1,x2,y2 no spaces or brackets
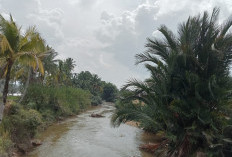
0,14,46,120
112,8,232,156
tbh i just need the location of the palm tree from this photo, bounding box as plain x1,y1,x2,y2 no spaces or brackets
43,49,59,76
0,14,46,120
112,8,232,156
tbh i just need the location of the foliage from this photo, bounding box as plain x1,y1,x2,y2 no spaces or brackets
73,71,103,94
7,95,19,101
73,71,118,105
2,103,42,142
91,95,102,106
102,83,118,102
112,8,232,157
51,58,76,86
23,84,91,117
0,132,13,156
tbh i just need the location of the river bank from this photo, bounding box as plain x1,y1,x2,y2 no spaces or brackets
20,102,157,157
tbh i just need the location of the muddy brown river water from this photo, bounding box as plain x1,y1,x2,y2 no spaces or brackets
24,103,156,157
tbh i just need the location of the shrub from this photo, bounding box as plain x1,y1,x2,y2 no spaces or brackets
0,132,13,156
23,84,91,117
102,83,118,102
0,104,42,155
91,95,102,106
2,103,42,144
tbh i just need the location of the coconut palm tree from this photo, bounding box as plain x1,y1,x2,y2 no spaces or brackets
0,14,46,120
112,8,232,156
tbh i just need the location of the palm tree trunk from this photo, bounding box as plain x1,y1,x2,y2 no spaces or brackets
18,68,32,104
0,60,13,122
3,60,13,104
0,63,7,78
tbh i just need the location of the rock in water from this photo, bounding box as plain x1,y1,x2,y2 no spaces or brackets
31,139,42,146
90,113,105,118
139,143,160,153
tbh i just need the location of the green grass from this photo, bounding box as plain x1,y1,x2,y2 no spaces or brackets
7,95,20,101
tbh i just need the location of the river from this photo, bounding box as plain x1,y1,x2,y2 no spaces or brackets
24,102,156,157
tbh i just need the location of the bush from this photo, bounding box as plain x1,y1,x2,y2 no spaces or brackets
2,103,42,146
23,84,91,118
0,132,13,156
91,95,102,106
2,103,42,139
102,83,118,102
40,109,56,123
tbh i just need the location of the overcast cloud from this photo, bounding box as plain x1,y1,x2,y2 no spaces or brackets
1,0,232,87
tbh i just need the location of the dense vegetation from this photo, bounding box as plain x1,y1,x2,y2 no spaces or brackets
112,9,232,157
72,71,118,105
0,14,117,156
102,83,118,102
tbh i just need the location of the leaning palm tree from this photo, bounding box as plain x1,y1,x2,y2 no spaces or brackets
112,8,232,156
0,14,46,121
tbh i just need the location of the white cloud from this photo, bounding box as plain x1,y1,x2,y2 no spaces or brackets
94,1,160,81
27,7,65,45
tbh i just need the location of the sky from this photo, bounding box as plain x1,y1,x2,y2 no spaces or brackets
1,0,232,87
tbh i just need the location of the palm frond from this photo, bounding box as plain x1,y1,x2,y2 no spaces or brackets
159,25,178,52
0,34,14,55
